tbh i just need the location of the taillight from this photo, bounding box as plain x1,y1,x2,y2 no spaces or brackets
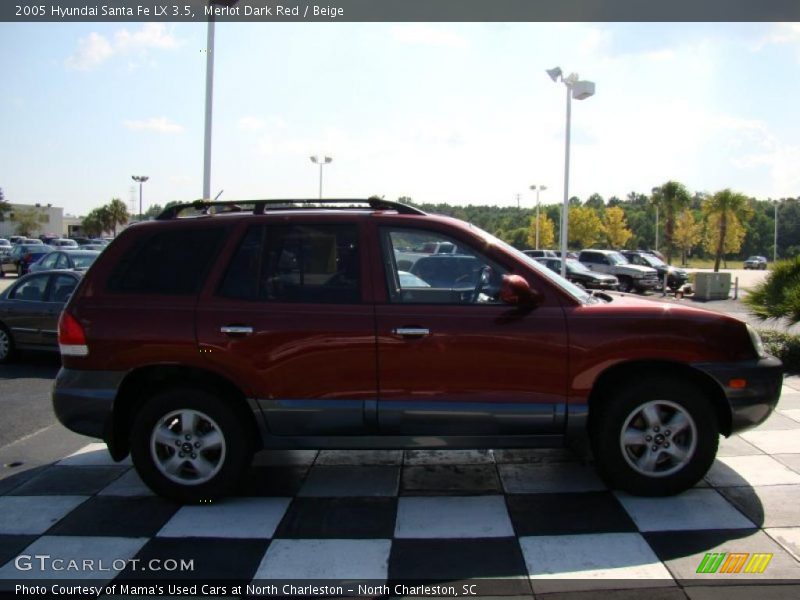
23,253,34,264
58,311,88,357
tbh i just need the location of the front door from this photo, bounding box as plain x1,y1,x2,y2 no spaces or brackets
375,226,569,435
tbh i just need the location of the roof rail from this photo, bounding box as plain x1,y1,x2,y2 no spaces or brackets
155,198,425,220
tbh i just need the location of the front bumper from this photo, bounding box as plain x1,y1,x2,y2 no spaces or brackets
693,356,783,434
634,278,660,290
52,368,125,442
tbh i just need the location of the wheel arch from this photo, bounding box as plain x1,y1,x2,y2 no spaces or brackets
109,365,261,460
586,360,732,437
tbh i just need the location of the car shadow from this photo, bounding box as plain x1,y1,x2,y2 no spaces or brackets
0,351,61,380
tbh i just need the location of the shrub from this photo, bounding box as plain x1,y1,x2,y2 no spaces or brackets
759,330,800,373
744,257,800,323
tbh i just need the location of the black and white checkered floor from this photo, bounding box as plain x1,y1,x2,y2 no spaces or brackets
2,380,800,597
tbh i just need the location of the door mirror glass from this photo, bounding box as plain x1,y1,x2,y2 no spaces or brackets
500,274,542,306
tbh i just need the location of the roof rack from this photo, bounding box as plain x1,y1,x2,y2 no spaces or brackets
155,198,425,220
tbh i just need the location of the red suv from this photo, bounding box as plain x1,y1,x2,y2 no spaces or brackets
53,199,782,502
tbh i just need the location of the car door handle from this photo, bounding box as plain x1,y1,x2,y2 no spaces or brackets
220,325,253,335
392,327,430,338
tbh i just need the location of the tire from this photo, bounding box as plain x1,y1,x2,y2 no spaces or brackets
590,377,718,496
130,388,253,503
16,264,22,277
0,324,15,364
617,276,633,293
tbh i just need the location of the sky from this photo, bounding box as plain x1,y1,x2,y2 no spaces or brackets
1,20,799,217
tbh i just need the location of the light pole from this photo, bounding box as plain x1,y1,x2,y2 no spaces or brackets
131,175,149,220
547,67,595,277
310,155,332,199
530,184,547,249
651,186,660,251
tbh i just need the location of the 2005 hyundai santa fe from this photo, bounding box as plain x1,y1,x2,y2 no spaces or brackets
52,198,783,503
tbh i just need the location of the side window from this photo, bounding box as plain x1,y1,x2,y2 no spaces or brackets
581,253,596,264
54,253,69,269
381,227,506,305
11,275,49,301
49,274,78,303
219,224,361,304
40,253,58,269
108,226,228,295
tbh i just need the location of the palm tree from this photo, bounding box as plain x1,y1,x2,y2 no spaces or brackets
651,181,691,264
702,189,754,272
106,198,129,235
0,188,10,222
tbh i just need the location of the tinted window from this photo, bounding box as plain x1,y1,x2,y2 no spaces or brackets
219,224,361,304
108,227,228,295
54,253,69,269
50,274,78,303
40,253,58,269
11,275,49,301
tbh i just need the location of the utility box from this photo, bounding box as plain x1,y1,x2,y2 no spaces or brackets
694,272,731,301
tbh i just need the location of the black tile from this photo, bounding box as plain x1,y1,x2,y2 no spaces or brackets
506,492,637,536
0,535,37,568
45,496,180,537
275,497,396,539
388,538,531,595
0,466,47,496
237,466,310,497
8,466,127,496
401,465,501,495
114,537,270,582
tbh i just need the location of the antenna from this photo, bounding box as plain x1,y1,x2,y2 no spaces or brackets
213,189,224,201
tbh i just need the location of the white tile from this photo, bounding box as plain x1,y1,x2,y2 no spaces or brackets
705,455,800,487
765,527,800,562
97,470,154,497
0,496,88,535
57,443,131,467
254,539,390,580
404,450,495,465
717,435,763,457
395,496,514,539
316,450,403,466
615,489,754,531
252,450,318,466
519,533,674,593
157,497,290,538
780,409,800,423
499,463,606,494
0,536,147,581
741,430,800,454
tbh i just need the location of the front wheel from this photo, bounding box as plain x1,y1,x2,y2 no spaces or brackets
0,324,15,364
130,388,253,503
590,378,718,496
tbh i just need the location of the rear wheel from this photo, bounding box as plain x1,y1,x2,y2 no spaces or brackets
591,378,718,496
130,388,253,503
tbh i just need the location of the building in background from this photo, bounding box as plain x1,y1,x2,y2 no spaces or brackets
0,203,64,239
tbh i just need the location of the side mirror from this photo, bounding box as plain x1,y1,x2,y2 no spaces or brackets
500,274,543,306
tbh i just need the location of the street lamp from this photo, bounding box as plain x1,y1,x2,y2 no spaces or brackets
774,200,779,263
547,66,595,277
131,175,149,219
310,155,333,199
530,185,547,249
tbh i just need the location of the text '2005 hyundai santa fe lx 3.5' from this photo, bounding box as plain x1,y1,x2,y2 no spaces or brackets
52,198,783,503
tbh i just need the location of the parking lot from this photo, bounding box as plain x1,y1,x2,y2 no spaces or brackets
2,268,800,596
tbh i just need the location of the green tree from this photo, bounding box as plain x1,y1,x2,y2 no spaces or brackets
144,204,164,218
585,193,605,212
106,198,129,235
744,257,800,323
568,206,604,249
0,188,10,222
703,212,747,269
604,206,633,249
702,189,754,271
651,181,691,264
13,206,48,236
673,210,703,266
527,213,556,249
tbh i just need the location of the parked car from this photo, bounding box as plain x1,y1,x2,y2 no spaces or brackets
0,270,82,363
0,239,11,256
578,249,660,294
80,244,107,252
22,238,44,245
744,256,768,270
620,250,689,291
28,250,101,273
1,244,55,276
52,198,782,503
523,249,558,259
50,238,79,248
534,256,619,290
9,236,25,245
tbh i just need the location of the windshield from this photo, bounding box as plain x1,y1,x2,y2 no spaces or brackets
641,254,666,267
468,224,594,303
566,259,592,274
72,254,98,269
607,252,629,265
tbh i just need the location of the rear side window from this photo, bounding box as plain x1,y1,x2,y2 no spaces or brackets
219,224,360,304
108,227,228,295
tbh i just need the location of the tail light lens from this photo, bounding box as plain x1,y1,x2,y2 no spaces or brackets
58,311,89,357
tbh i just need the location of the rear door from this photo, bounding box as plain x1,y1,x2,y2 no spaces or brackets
2,274,51,346
196,219,377,435
40,273,80,345
374,225,569,435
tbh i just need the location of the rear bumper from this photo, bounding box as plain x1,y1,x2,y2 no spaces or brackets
693,356,783,434
52,368,125,442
